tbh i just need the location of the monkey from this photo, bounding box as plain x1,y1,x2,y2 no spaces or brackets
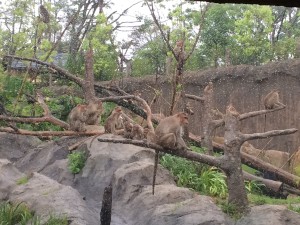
204,81,213,95
226,104,239,117
211,108,224,120
132,124,144,140
68,99,103,132
123,120,134,139
154,112,189,149
104,106,124,135
136,113,165,127
263,90,285,110
152,112,189,195
263,90,285,131
116,115,124,130
85,99,103,125
39,5,50,24
67,104,88,132
173,40,184,59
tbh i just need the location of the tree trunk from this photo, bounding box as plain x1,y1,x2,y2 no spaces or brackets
223,105,249,212
84,46,96,102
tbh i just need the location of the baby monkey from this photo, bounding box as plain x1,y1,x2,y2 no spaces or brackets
123,120,134,139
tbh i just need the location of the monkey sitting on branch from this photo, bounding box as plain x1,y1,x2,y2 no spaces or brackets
263,90,285,132
104,106,124,135
67,99,103,132
263,90,285,110
151,112,190,195
154,112,190,150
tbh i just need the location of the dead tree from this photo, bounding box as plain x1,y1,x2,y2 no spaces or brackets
186,82,224,155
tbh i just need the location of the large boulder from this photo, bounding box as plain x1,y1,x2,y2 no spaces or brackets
0,132,41,161
0,159,97,225
236,205,300,225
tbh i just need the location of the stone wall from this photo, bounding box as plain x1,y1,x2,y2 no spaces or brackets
113,59,300,153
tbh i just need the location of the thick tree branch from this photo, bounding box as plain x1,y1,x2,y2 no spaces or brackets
0,93,70,130
0,127,104,137
242,151,300,189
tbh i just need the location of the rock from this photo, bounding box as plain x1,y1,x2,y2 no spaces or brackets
0,132,41,162
236,205,300,225
0,159,24,200
111,161,233,225
3,133,300,225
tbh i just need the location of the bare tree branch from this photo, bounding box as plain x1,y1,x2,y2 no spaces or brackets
241,129,298,142
109,1,143,25
185,94,205,102
239,105,286,121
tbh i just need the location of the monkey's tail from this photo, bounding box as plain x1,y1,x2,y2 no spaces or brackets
152,150,159,195
264,114,267,132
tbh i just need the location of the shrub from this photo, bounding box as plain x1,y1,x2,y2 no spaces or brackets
160,153,227,198
68,151,87,174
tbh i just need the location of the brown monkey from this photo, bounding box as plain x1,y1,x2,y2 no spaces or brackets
68,104,87,132
204,81,213,95
39,5,50,23
132,124,144,140
263,90,285,110
173,40,184,59
115,115,124,130
263,90,285,131
104,106,124,135
85,99,103,125
152,112,189,194
154,112,189,149
123,120,134,139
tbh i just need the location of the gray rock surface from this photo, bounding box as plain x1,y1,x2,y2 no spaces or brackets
236,205,300,225
0,132,41,161
0,133,300,225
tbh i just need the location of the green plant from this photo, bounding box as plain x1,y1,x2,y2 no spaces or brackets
44,214,68,225
0,201,32,225
196,167,227,198
68,151,87,174
16,176,29,185
160,154,227,198
0,201,70,225
220,201,243,220
288,204,300,214
244,180,265,194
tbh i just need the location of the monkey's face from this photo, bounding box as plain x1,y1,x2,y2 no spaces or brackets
78,104,87,113
178,113,189,125
114,107,122,114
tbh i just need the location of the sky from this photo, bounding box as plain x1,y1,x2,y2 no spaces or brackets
109,0,150,42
